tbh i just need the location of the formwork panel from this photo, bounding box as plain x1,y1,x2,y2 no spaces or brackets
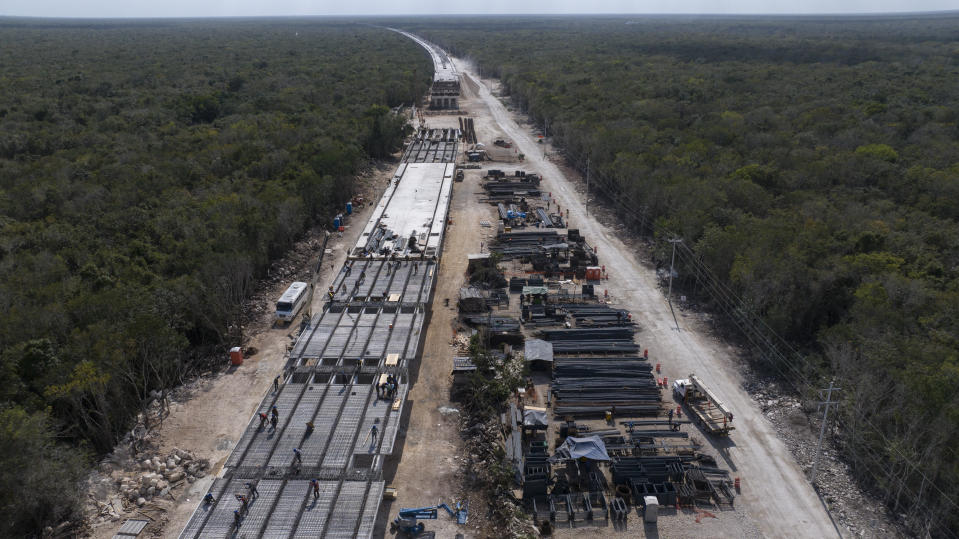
403,264,430,301
191,478,244,537
386,264,411,298
179,477,231,539
380,384,408,455
322,386,372,469
235,479,282,533
385,314,414,356
404,311,426,360
324,481,366,537
419,267,437,303
354,394,391,455
262,481,311,539
292,310,340,358
268,384,327,467
301,388,347,463
345,324,373,358
356,481,386,538
236,384,302,468
370,264,395,298
224,397,275,468
323,325,356,358
363,318,393,358
291,480,337,537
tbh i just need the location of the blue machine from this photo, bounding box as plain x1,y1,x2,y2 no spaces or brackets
397,500,468,524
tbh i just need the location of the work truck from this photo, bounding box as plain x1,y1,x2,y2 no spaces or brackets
673,374,734,436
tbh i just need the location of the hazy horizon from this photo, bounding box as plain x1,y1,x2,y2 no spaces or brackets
2,0,957,19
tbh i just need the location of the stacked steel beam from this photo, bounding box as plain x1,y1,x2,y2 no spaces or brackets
540,327,639,354
552,357,660,416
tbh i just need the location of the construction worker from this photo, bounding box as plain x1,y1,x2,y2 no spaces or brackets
246,482,258,498
643,348,648,359
259,412,268,429
270,414,278,430
203,493,215,505
240,495,249,514
234,510,242,528
273,376,280,392
305,421,315,435
271,405,279,420
370,424,378,445
311,478,320,500
293,448,302,464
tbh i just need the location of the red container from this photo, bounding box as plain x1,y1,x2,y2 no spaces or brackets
230,346,243,366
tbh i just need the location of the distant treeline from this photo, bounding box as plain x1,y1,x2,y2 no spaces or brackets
405,15,959,536
0,20,429,535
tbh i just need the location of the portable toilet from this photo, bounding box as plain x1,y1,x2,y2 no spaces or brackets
346,201,353,215
643,496,658,523
229,347,243,366
333,215,341,229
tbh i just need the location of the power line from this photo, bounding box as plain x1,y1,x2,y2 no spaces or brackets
548,136,959,520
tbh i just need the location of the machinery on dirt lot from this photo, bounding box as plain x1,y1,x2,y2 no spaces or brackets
390,516,426,537
390,500,468,536
673,374,735,436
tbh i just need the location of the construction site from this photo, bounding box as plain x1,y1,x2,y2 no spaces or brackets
158,32,846,539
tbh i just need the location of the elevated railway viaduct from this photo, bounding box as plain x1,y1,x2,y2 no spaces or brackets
178,45,459,535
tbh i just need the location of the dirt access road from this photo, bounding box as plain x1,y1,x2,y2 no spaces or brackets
453,57,844,539
383,106,498,534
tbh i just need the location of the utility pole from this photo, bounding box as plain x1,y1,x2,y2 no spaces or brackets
543,118,550,158
667,238,683,330
667,238,683,300
585,156,590,217
811,381,841,486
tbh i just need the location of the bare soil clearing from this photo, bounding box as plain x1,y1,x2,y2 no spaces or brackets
383,86,498,538
452,57,844,539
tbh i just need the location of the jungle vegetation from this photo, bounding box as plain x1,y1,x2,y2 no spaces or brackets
406,15,959,536
0,19,429,535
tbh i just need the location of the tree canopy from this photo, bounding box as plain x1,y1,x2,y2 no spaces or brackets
0,19,429,535
404,15,959,536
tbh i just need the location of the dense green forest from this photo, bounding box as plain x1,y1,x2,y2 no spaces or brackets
0,19,428,535
405,16,959,536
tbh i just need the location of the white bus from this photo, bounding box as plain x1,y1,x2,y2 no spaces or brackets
276,282,309,323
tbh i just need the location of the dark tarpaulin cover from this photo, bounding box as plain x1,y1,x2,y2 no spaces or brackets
523,407,548,428
524,339,554,363
549,435,610,462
